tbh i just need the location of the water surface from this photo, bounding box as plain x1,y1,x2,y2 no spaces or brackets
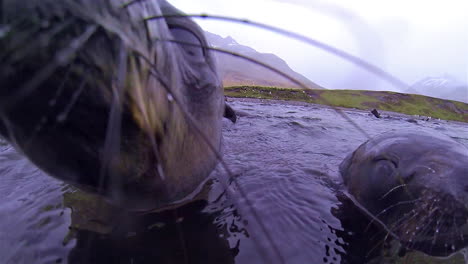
1,98,467,263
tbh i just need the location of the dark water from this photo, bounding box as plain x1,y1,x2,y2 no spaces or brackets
1,98,467,264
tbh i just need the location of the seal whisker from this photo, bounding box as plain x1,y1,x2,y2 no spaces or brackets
364,232,388,258
145,13,409,91
430,212,446,251
144,16,382,139
407,206,440,253
0,24,98,110
27,70,88,150
450,213,462,252
49,64,74,107
386,209,419,233
373,198,422,221
55,73,87,123
379,184,408,200
98,39,127,194
365,201,423,248
155,37,371,139
366,207,419,243
120,0,144,9
1,18,75,63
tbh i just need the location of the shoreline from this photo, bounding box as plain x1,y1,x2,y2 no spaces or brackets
224,86,468,123
226,97,467,125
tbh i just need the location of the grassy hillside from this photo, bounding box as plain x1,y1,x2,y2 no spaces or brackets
224,86,468,122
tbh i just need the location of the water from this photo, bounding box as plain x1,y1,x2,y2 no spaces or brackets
0,98,467,263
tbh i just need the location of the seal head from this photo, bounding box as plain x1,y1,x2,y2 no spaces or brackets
0,0,224,211
340,131,468,256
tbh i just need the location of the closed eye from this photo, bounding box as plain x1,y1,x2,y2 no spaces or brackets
373,155,398,168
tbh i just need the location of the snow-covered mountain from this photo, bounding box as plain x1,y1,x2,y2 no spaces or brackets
204,31,323,89
407,75,468,103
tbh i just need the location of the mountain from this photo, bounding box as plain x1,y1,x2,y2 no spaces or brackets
204,32,323,89
407,76,468,103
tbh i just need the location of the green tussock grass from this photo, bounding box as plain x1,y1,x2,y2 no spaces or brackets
224,86,468,122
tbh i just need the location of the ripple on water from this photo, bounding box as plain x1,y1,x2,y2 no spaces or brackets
0,146,72,264
1,99,468,263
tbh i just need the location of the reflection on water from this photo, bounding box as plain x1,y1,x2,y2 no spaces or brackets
1,98,467,263
67,200,237,264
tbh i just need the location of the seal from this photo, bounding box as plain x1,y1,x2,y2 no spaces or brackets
340,131,468,257
0,0,233,212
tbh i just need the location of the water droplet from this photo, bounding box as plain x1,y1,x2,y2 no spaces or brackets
157,164,165,181
167,94,174,102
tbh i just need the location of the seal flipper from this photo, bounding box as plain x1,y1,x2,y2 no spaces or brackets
223,103,237,123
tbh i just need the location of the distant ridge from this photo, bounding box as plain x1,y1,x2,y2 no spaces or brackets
204,31,324,89
407,75,468,103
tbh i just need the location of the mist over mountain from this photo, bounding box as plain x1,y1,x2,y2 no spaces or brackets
204,31,323,89
407,75,468,103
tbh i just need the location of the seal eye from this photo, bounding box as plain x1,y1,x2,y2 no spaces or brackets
372,156,398,183
373,159,397,177
373,155,398,168
169,27,205,60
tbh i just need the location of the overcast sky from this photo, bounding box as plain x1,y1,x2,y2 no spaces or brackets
170,0,468,91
